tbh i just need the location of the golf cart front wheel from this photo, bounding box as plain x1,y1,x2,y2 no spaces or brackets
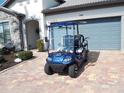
68,64,78,78
44,64,54,75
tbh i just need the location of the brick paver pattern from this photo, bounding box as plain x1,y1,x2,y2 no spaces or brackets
0,50,124,93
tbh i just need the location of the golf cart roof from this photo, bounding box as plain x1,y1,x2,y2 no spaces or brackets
48,21,78,27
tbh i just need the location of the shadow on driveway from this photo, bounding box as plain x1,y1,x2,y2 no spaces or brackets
58,51,100,78
77,51,100,77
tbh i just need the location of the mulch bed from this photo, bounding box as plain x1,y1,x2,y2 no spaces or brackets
0,53,19,71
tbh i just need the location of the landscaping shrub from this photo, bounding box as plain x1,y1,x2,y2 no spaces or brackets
16,51,33,60
0,55,6,63
0,48,3,55
36,39,44,52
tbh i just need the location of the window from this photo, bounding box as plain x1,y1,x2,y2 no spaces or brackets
0,22,11,45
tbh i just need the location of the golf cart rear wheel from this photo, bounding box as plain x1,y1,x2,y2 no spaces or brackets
68,64,78,78
44,64,54,75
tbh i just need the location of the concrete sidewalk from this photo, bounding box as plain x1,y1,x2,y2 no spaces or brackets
0,50,124,93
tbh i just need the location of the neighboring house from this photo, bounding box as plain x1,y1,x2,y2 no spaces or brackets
0,6,24,50
3,0,60,50
43,0,124,51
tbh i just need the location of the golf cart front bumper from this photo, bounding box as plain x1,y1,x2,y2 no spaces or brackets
48,63,69,73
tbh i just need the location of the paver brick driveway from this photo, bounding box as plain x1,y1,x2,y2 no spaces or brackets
0,50,124,93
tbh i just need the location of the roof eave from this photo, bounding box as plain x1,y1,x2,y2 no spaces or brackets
0,6,25,18
42,0,124,14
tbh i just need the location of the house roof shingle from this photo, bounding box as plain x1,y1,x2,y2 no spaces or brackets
43,0,124,14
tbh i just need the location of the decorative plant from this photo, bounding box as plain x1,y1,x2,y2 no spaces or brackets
36,39,44,52
0,55,6,63
0,48,3,55
15,51,33,60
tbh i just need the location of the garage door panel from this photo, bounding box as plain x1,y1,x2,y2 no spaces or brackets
79,17,121,50
51,17,121,50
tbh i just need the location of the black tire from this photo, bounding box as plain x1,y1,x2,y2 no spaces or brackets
83,50,88,62
68,64,78,78
85,50,89,62
44,63,54,75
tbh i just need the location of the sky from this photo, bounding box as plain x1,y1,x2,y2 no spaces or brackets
0,0,6,5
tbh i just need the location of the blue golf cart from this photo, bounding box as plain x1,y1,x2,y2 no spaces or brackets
44,22,89,78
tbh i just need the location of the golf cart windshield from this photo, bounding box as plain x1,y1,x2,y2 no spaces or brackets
56,35,74,52
48,22,78,53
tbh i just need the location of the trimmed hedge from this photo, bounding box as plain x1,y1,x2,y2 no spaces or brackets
36,39,44,52
0,55,6,63
16,51,33,60
0,48,3,55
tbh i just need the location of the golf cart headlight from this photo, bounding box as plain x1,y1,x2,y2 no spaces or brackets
76,48,83,53
47,57,52,61
64,57,72,62
69,50,73,53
